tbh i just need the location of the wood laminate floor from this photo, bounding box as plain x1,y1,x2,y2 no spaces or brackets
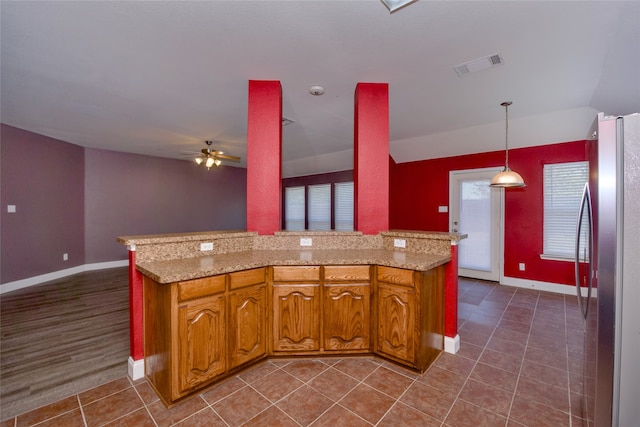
0,268,130,420
1,270,591,426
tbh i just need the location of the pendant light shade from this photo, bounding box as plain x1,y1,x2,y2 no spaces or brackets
490,101,525,188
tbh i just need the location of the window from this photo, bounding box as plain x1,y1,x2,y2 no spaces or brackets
284,186,305,231
334,182,354,231
542,161,589,259
308,184,331,230
283,181,354,231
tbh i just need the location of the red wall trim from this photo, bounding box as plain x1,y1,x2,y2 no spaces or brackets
128,249,144,361
247,80,282,235
445,244,459,338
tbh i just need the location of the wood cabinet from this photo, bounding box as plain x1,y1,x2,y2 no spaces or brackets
144,268,267,405
143,263,443,406
377,281,414,362
272,265,371,354
177,293,226,393
229,269,267,369
323,266,370,352
144,274,227,404
374,265,444,371
272,266,321,352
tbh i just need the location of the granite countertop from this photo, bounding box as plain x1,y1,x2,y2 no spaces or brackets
117,230,255,246
137,248,450,283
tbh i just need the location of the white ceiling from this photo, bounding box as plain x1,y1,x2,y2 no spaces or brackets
2,1,639,177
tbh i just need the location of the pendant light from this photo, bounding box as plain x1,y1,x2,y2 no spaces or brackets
490,101,525,188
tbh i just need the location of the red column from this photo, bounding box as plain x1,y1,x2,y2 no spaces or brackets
444,242,459,339
128,248,144,361
354,83,389,235
246,80,282,235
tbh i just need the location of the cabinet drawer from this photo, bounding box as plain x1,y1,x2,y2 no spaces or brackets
273,266,320,282
229,268,266,290
377,266,414,287
324,265,370,282
178,275,225,302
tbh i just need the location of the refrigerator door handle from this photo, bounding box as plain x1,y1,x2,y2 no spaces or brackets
575,183,593,322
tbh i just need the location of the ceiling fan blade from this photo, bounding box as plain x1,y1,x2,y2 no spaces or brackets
215,153,241,162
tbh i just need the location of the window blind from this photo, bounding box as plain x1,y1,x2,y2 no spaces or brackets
285,186,305,231
543,161,589,258
307,184,331,230
334,182,354,231
458,179,492,271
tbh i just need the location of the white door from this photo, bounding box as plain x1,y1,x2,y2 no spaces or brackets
450,168,503,281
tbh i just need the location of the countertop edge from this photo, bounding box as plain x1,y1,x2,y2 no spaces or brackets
137,249,450,284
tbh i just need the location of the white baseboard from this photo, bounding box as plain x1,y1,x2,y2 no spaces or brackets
0,260,129,295
502,276,597,298
128,357,145,381
444,335,460,354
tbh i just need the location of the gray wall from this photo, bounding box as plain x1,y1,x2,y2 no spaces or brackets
84,147,247,263
1,124,247,284
1,125,85,282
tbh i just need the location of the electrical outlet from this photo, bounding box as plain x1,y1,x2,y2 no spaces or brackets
63,253,68,261
394,239,406,248
200,242,214,251
519,263,525,271
7,205,16,213
300,238,313,247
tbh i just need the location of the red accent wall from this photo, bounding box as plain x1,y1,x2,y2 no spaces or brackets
354,83,389,234
390,141,589,287
246,80,282,235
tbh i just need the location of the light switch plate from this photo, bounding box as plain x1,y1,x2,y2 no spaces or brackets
438,206,448,213
300,238,313,247
200,242,214,251
7,205,16,213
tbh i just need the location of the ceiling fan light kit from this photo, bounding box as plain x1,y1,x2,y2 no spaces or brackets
490,101,526,188
194,140,240,170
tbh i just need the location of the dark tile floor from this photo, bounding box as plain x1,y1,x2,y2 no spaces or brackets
1,278,590,426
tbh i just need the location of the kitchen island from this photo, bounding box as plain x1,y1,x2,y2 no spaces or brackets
118,230,465,406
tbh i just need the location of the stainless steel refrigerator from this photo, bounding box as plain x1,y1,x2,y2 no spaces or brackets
576,112,640,426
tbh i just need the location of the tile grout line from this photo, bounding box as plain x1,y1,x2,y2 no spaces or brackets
440,280,514,426
129,376,160,427
503,289,538,425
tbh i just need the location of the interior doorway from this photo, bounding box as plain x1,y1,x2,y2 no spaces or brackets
450,168,503,282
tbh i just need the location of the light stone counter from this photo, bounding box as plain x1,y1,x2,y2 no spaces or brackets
137,248,450,283
118,229,466,283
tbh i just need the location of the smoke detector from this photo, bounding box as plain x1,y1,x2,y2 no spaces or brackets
309,85,325,96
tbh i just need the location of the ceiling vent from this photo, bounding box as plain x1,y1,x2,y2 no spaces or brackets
454,53,504,77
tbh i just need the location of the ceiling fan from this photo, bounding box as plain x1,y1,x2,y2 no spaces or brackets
193,140,241,169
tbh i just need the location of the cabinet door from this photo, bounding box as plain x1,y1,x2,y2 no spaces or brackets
324,284,370,351
376,283,415,363
273,284,321,352
177,294,226,394
229,284,267,369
